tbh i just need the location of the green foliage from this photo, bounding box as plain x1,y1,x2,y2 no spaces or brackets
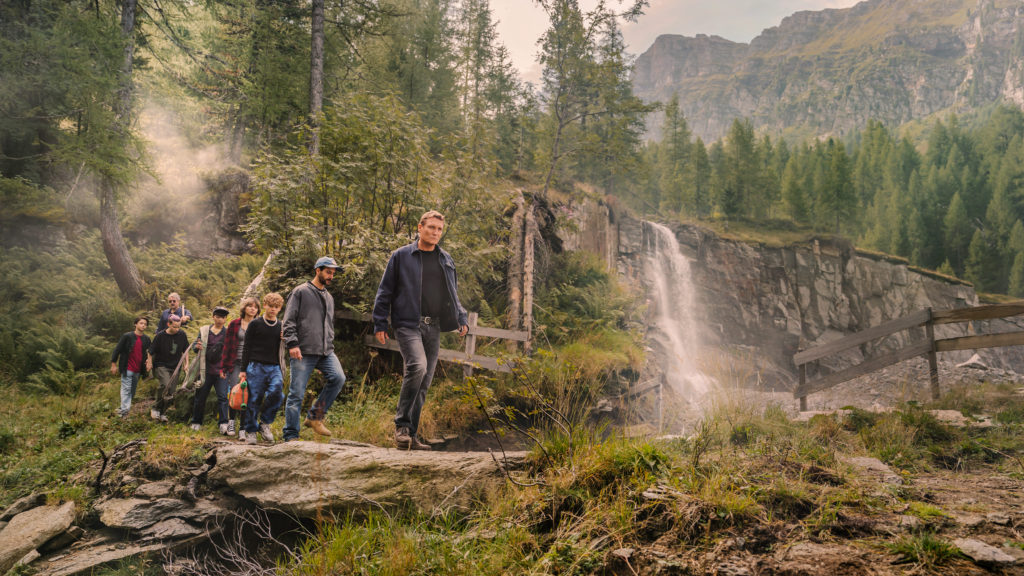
535,251,643,348
888,531,962,569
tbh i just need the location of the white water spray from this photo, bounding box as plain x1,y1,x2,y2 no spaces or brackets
643,222,714,397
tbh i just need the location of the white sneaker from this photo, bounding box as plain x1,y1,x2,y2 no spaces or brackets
219,423,228,434
259,424,274,443
150,409,161,420
245,434,257,445
190,423,201,431
238,429,246,441
226,420,236,436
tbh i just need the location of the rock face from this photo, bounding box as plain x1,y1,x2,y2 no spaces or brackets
561,202,1024,388
207,440,525,517
632,0,1024,141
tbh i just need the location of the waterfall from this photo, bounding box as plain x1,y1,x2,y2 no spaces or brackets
643,221,714,397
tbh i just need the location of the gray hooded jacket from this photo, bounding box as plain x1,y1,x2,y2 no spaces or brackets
282,281,335,356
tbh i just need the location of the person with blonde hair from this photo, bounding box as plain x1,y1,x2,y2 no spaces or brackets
239,293,286,444
220,296,260,438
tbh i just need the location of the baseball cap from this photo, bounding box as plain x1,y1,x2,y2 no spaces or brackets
314,256,340,269
212,306,229,317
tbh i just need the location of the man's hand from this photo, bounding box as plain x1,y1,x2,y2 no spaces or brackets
289,346,302,360
375,331,388,345
110,362,118,375
458,324,468,337
146,359,153,371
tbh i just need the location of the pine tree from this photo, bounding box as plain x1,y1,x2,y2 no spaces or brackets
943,192,973,276
1009,251,1024,297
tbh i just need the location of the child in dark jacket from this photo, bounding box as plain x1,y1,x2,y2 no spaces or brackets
110,317,152,418
219,296,260,440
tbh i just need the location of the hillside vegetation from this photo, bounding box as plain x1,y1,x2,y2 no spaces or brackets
3,0,1024,573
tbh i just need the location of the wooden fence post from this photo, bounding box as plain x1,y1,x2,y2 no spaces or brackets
798,364,807,412
924,307,940,400
463,312,478,377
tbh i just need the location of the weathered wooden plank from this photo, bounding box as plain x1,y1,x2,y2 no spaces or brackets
362,335,513,372
925,316,940,400
932,302,1024,325
794,340,932,398
338,310,528,341
470,325,530,341
793,309,931,365
464,313,478,377
935,331,1024,352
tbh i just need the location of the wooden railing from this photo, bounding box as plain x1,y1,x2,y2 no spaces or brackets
794,302,1024,410
335,310,528,374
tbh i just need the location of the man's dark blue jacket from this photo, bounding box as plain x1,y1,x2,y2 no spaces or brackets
372,240,468,333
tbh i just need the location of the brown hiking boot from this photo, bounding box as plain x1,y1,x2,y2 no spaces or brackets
395,427,412,450
410,437,432,451
304,419,332,437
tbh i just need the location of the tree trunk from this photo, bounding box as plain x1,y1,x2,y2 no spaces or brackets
508,191,525,332
100,182,143,298
522,203,539,353
100,0,143,298
309,0,325,156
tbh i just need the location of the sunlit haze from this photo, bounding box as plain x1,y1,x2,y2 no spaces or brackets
494,0,862,83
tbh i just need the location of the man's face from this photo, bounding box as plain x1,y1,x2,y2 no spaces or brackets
167,297,180,309
166,320,181,334
213,315,227,328
316,267,336,286
135,319,148,332
418,217,444,248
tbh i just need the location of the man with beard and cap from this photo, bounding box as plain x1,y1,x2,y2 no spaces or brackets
280,256,347,441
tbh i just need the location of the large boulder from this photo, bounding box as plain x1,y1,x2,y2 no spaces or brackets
0,501,75,573
207,440,526,517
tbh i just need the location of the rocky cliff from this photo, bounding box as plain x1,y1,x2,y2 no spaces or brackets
632,0,1024,141
562,200,1023,389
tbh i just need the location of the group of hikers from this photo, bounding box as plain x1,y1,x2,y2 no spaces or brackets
109,210,468,450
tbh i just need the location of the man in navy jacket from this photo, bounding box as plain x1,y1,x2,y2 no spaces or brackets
373,210,468,450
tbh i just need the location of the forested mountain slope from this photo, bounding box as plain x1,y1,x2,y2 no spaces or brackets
632,0,1024,141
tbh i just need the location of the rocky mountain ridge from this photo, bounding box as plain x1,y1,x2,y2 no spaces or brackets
631,0,1024,141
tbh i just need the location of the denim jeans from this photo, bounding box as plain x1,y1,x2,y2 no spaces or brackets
191,369,229,425
245,362,284,433
283,353,346,440
394,321,440,436
119,371,140,416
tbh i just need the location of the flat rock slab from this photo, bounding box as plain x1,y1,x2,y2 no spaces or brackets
0,501,76,573
207,440,527,517
954,538,1019,566
843,456,902,485
1,493,46,521
95,496,229,530
34,542,168,576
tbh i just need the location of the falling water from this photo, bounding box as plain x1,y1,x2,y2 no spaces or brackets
643,222,714,397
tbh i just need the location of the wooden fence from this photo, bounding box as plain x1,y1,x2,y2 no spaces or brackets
793,301,1024,410
335,310,528,374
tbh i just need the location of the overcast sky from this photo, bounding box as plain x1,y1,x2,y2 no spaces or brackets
494,0,862,83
